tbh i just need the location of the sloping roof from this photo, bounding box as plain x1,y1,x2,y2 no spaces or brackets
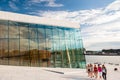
0,11,80,28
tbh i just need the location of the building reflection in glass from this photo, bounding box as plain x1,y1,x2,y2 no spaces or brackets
0,20,86,68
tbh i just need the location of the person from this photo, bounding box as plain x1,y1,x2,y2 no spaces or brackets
86,64,91,77
102,65,107,80
94,64,98,79
89,64,94,78
98,64,102,80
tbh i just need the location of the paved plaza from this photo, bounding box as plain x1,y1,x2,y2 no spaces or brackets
0,64,119,80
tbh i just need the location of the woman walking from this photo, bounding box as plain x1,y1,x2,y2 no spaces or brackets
102,65,107,80
89,64,94,78
86,64,91,77
94,64,98,79
98,64,102,80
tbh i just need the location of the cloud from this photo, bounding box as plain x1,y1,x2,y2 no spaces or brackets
37,9,103,25
105,0,120,11
87,42,120,50
33,0,120,50
9,0,19,10
29,0,63,7
82,20,120,50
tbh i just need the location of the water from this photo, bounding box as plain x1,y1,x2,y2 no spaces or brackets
85,55,120,64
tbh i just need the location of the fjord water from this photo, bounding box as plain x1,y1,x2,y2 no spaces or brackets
85,55,120,64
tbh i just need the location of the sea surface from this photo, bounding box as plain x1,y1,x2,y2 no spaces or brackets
85,55,120,64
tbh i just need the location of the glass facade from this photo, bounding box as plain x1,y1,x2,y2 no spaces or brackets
0,20,86,68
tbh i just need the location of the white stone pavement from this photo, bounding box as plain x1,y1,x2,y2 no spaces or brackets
0,64,119,80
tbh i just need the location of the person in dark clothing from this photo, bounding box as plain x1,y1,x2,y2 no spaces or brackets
102,65,107,80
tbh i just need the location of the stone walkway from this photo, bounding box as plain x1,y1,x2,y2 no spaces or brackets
0,64,119,80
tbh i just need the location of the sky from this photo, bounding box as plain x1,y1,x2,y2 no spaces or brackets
0,0,120,51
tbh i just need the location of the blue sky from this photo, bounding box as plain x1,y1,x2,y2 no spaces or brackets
0,0,115,12
0,0,120,50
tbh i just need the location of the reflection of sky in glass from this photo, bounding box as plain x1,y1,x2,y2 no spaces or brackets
0,20,83,51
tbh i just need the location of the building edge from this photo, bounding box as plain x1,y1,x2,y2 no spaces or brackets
0,11,80,28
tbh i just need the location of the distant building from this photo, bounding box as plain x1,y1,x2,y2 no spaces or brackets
0,11,85,68
86,51,99,55
102,49,120,55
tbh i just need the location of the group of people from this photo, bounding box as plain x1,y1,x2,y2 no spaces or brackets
86,63,107,80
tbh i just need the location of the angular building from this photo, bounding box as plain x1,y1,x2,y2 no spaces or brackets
0,11,86,68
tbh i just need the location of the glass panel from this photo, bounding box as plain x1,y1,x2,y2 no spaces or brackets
30,38,39,67
45,28,52,51
70,30,77,67
0,20,8,38
19,23,29,39
0,39,8,65
64,28,70,39
75,29,82,39
20,39,30,66
38,25,46,39
49,28,54,67
45,28,52,50
79,54,86,68
9,21,19,38
29,24,38,39
69,29,75,40
58,29,65,67
45,27,53,39
53,27,59,52
38,38,51,67
9,39,20,66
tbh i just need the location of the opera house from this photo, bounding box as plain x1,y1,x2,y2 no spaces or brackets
0,11,85,68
